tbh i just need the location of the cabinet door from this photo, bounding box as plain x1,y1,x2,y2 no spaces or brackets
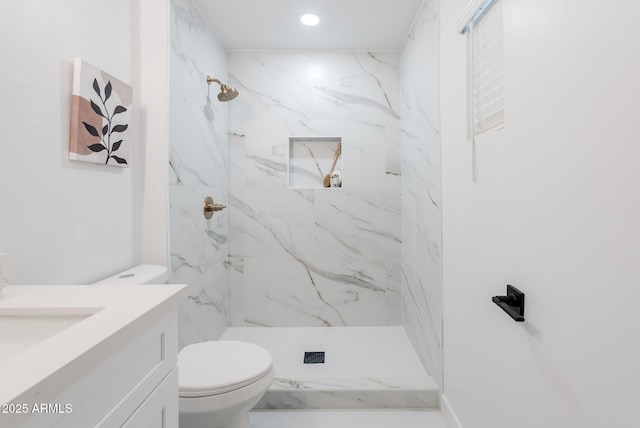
122,368,178,428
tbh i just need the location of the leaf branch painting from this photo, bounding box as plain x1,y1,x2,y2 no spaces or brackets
70,59,132,168
82,78,128,165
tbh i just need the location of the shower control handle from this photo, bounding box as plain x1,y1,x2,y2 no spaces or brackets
203,196,226,219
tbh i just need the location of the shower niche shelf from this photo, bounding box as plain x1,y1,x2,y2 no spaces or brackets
288,136,343,189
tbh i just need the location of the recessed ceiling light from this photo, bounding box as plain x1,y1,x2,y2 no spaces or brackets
300,14,320,26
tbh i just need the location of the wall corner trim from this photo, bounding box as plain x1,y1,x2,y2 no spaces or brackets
441,394,464,428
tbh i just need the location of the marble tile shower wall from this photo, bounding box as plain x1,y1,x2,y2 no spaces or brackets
400,0,443,387
228,52,402,327
169,0,230,348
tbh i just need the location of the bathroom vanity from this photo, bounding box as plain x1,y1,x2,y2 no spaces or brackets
0,283,188,428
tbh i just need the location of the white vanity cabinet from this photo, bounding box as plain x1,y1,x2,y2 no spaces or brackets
16,311,180,428
0,284,187,428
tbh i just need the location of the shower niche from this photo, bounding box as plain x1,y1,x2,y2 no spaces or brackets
288,136,343,189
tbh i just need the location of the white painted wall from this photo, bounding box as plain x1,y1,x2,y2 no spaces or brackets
137,0,171,270
442,0,640,427
0,1,141,284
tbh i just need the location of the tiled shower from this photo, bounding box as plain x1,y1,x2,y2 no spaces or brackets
168,0,442,406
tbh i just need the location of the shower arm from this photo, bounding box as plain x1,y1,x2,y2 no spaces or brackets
206,76,222,86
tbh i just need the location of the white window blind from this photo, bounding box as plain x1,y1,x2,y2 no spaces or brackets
460,0,504,136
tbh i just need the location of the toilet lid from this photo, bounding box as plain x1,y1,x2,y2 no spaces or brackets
178,341,273,398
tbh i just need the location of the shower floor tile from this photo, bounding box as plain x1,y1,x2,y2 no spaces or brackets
249,410,448,428
221,327,439,409
221,326,428,378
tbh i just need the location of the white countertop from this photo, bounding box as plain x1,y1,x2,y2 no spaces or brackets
0,283,188,407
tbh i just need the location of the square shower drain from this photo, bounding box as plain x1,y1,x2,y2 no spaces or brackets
303,351,325,364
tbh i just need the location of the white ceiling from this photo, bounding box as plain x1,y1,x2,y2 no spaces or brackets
190,0,425,51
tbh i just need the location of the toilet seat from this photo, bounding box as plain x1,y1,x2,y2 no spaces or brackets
178,341,273,398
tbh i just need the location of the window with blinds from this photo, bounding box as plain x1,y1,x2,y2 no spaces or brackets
459,0,504,136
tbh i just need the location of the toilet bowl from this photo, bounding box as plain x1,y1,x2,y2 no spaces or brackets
178,341,275,428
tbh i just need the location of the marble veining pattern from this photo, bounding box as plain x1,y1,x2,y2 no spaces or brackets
229,52,402,327
256,388,438,410
169,0,230,348
400,0,443,387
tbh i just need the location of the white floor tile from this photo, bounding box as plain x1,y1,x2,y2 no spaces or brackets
250,410,448,428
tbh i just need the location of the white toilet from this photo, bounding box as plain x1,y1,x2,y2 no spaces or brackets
94,265,275,428
178,340,275,428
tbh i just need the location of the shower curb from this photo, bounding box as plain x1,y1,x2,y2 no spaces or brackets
255,376,439,410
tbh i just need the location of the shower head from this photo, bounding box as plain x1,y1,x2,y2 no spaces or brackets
206,76,239,102
217,83,239,102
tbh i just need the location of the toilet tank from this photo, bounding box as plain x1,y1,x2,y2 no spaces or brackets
92,264,168,285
